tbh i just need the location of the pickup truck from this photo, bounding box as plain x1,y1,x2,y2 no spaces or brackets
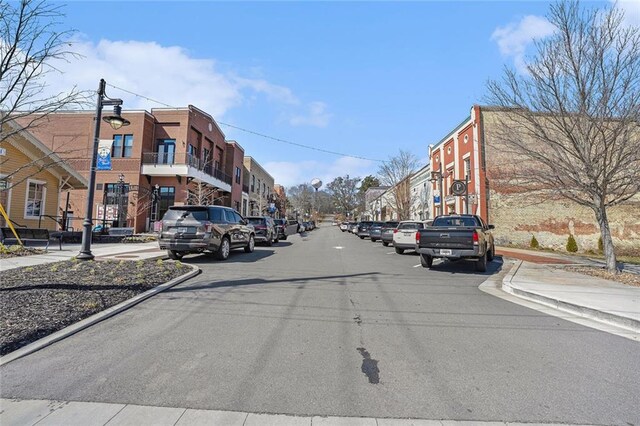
415,214,495,272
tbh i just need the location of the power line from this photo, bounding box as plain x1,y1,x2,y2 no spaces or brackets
106,83,385,163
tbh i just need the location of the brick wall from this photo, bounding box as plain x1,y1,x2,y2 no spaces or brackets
481,108,640,255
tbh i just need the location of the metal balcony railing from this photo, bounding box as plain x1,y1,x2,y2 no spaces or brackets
143,152,233,185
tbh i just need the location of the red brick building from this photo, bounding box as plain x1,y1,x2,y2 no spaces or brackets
24,105,245,233
429,105,488,220
430,105,639,253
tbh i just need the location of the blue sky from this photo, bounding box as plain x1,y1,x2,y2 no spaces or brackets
50,0,638,187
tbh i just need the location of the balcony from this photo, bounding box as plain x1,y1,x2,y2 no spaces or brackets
141,152,232,192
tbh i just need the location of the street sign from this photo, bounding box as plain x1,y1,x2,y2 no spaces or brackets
450,180,467,196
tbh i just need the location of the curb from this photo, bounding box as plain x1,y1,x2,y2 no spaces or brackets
501,260,640,333
0,264,200,366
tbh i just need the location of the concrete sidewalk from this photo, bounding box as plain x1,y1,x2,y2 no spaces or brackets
0,398,594,426
502,260,640,333
0,241,166,271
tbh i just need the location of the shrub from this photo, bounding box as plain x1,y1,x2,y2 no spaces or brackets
530,235,540,249
566,234,578,253
598,236,603,253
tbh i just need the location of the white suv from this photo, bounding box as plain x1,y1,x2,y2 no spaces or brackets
392,221,431,254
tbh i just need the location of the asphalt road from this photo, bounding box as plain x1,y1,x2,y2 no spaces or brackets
2,225,639,424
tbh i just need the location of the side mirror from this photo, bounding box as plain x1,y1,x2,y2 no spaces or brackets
241,219,247,225
488,224,495,230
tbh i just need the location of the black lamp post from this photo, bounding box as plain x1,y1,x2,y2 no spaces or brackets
77,79,130,260
116,173,126,228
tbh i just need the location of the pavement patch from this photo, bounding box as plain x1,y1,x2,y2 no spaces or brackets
357,347,380,384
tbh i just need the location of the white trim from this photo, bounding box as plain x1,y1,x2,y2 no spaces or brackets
24,178,47,220
445,161,455,170
0,173,11,222
473,121,482,216
462,152,471,160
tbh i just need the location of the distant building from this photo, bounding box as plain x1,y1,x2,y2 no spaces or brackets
243,157,275,216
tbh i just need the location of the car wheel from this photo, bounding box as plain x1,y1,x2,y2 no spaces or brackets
382,242,389,247
274,237,279,243
359,236,365,239
216,237,231,260
267,235,273,246
487,245,495,261
244,235,255,253
420,254,433,268
476,251,488,272
395,247,404,254
168,250,183,260
371,238,377,242
282,236,287,240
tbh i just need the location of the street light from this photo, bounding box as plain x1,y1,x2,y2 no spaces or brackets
77,79,130,260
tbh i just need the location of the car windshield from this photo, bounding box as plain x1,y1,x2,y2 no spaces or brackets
246,218,265,225
397,222,423,230
433,217,478,227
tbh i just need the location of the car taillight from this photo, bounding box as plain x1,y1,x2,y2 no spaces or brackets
415,231,420,243
393,229,398,234
205,223,214,233
473,231,479,245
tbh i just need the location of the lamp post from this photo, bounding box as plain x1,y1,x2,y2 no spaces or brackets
116,173,125,228
77,79,130,260
151,184,160,228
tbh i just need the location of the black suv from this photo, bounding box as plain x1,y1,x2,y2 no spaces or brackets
158,205,254,260
356,221,375,239
273,218,291,240
246,216,277,245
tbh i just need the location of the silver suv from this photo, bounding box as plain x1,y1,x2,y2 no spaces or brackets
158,205,255,260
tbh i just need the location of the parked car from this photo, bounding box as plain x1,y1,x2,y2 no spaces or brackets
350,222,359,234
339,222,349,232
158,205,254,260
273,218,294,240
246,216,277,245
380,221,399,246
416,214,495,271
356,221,375,239
392,220,431,254
368,221,386,242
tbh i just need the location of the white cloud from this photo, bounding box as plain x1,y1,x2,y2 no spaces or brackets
613,0,640,27
264,156,376,188
288,101,332,128
491,15,556,73
47,38,329,125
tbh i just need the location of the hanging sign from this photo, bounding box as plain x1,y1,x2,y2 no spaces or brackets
96,139,114,171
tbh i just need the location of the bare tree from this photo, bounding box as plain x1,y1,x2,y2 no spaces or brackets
486,0,640,272
377,150,420,220
287,183,313,217
0,0,88,136
1,0,90,199
327,175,360,215
186,181,220,206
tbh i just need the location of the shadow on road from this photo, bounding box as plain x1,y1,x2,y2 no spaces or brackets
184,249,275,264
165,272,381,293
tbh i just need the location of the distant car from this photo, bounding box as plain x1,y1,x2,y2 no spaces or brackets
368,221,386,242
380,221,399,246
356,221,375,239
158,205,254,260
392,220,431,254
350,222,359,234
340,222,349,232
273,218,292,240
246,216,277,245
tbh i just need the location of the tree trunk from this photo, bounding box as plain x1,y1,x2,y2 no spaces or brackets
593,203,618,273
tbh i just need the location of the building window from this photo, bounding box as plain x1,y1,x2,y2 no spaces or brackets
242,199,248,216
25,180,46,219
251,175,255,192
262,183,266,195
464,134,469,143
112,135,134,158
158,186,175,220
157,139,176,164
235,167,241,184
464,158,471,180
235,201,240,211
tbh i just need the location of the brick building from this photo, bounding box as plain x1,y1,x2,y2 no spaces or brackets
243,157,275,217
430,105,639,253
23,105,245,233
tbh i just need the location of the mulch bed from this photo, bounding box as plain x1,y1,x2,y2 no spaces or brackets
0,259,187,356
0,246,47,259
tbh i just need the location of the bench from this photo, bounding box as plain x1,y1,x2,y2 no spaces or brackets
0,227,62,250
108,227,135,236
